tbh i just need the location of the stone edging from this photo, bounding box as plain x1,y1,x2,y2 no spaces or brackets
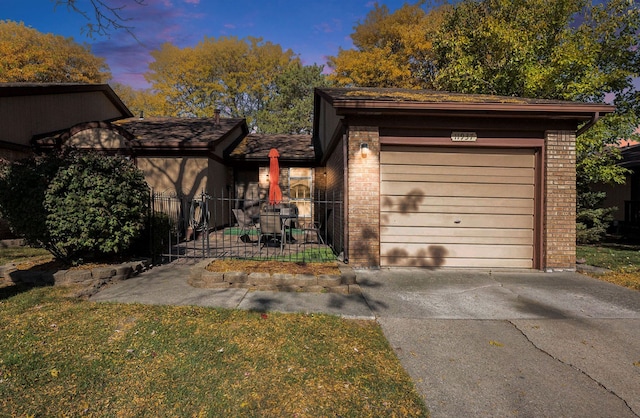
1,259,151,297
188,259,360,294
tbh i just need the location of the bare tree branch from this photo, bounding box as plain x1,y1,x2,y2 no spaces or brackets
53,0,146,38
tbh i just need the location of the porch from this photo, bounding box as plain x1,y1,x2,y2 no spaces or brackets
151,191,343,263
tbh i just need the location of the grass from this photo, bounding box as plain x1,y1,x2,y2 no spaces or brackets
0,285,428,417
0,246,52,267
577,244,640,291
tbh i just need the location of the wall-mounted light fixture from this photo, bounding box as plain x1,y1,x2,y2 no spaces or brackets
360,143,369,158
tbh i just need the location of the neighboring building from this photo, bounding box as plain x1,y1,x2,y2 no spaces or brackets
599,143,640,232
312,87,614,270
0,83,131,161
33,116,249,229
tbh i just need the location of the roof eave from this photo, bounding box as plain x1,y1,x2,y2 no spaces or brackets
331,99,615,117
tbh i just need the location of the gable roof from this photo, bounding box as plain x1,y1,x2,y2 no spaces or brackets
116,117,248,152
315,87,615,117
0,83,131,116
225,133,315,165
1,83,133,152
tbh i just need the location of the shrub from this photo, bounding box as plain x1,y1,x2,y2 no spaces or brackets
0,154,68,257
576,189,615,244
0,152,150,265
44,153,150,264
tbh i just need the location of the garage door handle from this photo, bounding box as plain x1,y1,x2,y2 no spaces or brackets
454,219,461,224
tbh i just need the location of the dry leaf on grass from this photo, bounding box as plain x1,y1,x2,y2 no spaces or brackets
206,259,341,276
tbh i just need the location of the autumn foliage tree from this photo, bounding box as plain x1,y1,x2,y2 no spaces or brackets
145,36,298,127
328,2,448,88
0,20,110,83
111,83,169,118
256,63,332,134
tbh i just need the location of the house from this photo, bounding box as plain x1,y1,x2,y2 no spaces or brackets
598,142,640,232
225,133,317,222
5,83,615,271
312,87,615,271
0,83,132,161
33,115,249,229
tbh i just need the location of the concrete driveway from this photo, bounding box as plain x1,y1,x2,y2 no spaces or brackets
357,269,640,417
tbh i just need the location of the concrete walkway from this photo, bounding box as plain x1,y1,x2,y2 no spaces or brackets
91,263,640,417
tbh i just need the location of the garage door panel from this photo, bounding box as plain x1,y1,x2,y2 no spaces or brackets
382,164,534,178
381,227,533,245
380,146,536,269
381,182,534,199
381,226,534,239
382,149,535,168
382,173,533,185
381,234,532,245
382,204,533,215
381,243,533,259
381,196,533,210
383,212,534,229
381,255,534,269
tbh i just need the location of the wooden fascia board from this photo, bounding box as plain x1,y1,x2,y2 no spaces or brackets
331,100,614,120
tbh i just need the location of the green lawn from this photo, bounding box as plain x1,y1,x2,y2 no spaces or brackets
577,244,640,291
0,245,51,266
0,285,428,417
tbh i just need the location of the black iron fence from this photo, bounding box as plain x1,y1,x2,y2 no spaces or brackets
149,190,343,263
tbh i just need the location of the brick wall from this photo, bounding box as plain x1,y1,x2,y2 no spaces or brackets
544,130,577,270
347,126,380,267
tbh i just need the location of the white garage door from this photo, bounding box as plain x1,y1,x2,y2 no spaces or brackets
380,146,536,268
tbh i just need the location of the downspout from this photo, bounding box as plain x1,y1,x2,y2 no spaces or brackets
342,132,349,264
576,112,600,137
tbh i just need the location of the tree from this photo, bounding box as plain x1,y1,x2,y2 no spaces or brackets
256,63,332,134
111,83,168,118
0,152,149,264
53,0,146,38
0,20,110,83
145,36,298,127
328,2,448,88
432,0,639,102
432,0,640,241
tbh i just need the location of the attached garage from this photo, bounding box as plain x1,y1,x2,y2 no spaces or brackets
380,146,537,268
313,87,615,271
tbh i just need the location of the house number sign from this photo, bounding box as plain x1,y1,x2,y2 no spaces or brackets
451,131,477,142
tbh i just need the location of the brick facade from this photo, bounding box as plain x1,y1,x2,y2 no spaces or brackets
347,126,380,267
544,130,577,270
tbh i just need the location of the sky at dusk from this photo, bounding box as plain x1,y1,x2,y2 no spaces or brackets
2,0,416,89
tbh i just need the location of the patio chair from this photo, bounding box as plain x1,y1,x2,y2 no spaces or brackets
232,208,258,243
280,206,298,244
300,220,324,244
258,208,283,252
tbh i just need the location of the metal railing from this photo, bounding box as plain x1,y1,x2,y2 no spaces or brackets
149,190,343,263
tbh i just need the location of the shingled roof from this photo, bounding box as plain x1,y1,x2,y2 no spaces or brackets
226,133,315,164
116,117,247,151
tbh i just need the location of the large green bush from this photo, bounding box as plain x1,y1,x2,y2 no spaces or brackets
0,152,149,264
0,154,67,257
